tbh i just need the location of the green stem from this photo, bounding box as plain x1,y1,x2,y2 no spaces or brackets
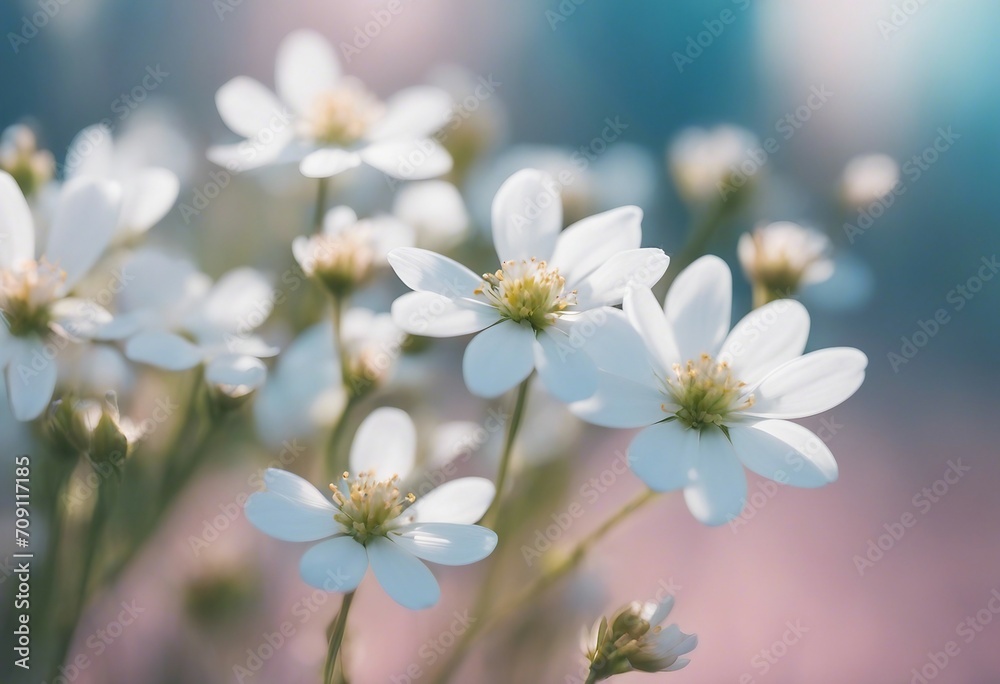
323,592,355,684
313,176,328,232
584,669,599,684
325,396,358,479
481,377,531,529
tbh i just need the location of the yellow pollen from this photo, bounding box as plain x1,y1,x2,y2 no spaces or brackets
475,258,576,329
662,353,755,431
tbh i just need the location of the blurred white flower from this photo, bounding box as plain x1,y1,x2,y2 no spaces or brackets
244,408,498,610
841,153,899,208
65,123,180,241
737,221,834,304
118,249,277,384
0,171,127,420
392,180,469,251
388,168,669,401
668,125,758,204
572,256,868,525
583,595,697,679
209,30,453,181
292,205,412,297
0,124,55,199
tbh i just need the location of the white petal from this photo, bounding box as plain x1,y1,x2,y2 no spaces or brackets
299,148,362,179
205,354,267,391
462,321,535,398
390,523,497,566
533,326,598,402
349,407,416,480
570,372,665,429
392,180,468,251
0,171,35,268
367,214,416,258
275,30,340,115
197,267,273,334
366,536,440,610
46,177,121,289
244,468,340,542
322,206,359,235
623,287,680,376
729,421,837,487
558,307,655,385
627,421,699,492
407,477,495,524
215,76,287,139
360,139,452,180
65,124,114,179
119,167,179,235
718,299,810,386
491,169,561,263
665,255,732,360
4,336,56,421
387,247,483,299
683,429,747,526
125,330,203,370
49,298,123,340
299,536,369,592
744,348,868,419
367,86,452,141
208,139,290,173
391,291,499,337
550,206,642,284
574,248,669,309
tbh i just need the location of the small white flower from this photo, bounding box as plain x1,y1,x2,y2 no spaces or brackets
209,30,454,181
118,249,277,384
0,124,55,198
244,407,498,610
572,256,868,525
841,153,899,208
668,125,758,204
0,171,126,420
388,168,669,401
392,180,469,251
737,221,834,303
65,123,180,241
291,205,413,297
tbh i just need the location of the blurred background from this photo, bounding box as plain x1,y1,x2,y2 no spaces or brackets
2,0,999,682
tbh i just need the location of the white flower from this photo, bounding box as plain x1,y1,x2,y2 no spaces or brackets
209,30,453,181
841,153,899,208
668,125,758,204
572,256,868,525
291,205,413,297
388,168,669,401
244,407,498,610
118,249,277,385
737,221,834,302
0,124,55,198
0,171,126,420
392,180,469,251
65,123,180,241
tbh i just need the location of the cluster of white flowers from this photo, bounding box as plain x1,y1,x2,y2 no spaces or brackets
5,28,883,683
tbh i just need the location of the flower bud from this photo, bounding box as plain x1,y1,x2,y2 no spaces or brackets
0,124,55,198
738,221,833,306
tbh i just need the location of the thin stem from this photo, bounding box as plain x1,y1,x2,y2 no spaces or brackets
584,669,599,684
323,592,355,684
482,377,531,529
313,176,328,232
325,395,357,479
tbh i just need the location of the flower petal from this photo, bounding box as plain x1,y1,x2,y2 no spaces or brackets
366,536,441,610
683,429,747,526
729,421,838,487
462,321,535,398
125,330,203,370
299,536,369,592
623,287,680,376
215,76,287,139
367,86,452,141
573,248,669,309
533,326,599,402
46,177,121,289
360,139,452,180
119,167,179,235
4,336,56,421
570,371,665,428
275,30,340,115
244,468,340,542
387,247,483,299
299,148,362,179
665,255,731,361
550,206,642,285
718,299,810,387
558,307,655,385
407,477,495,524
205,354,267,392
491,169,561,263
628,421,699,492
349,407,416,480
65,124,114,179
0,171,34,268
744,347,867,419
195,267,273,334
390,523,497,566
391,291,499,337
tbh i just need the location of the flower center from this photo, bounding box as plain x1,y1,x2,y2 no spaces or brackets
474,258,576,330
662,354,754,431
305,79,384,146
0,259,65,337
303,231,375,297
330,471,415,544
